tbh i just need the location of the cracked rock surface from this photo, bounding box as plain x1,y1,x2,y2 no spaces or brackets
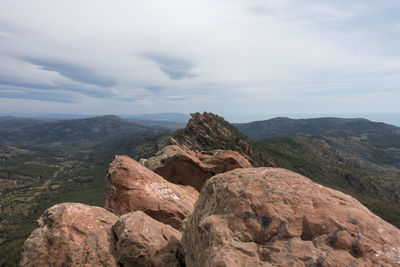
20,203,118,267
182,168,400,266
105,155,199,230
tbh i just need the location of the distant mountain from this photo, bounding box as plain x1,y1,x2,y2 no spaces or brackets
0,116,50,132
0,112,190,122
235,117,400,140
0,115,167,146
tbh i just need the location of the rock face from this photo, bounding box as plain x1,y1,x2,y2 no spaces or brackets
20,203,118,267
174,112,274,167
141,145,252,191
105,155,199,230
113,211,184,267
182,168,400,266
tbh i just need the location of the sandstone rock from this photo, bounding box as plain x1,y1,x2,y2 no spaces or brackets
20,203,118,267
182,168,400,266
141,145,252,191
105,155,199,230
113,211,184,267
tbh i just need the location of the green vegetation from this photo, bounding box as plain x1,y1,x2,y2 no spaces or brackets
0,131,169,266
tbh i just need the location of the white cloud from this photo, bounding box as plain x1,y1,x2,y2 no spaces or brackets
0,0,399,118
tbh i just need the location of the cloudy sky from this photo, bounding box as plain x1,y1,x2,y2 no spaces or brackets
1,0,400,121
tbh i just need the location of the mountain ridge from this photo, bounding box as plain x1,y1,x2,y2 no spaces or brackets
0,115,167,146
235,116,400,140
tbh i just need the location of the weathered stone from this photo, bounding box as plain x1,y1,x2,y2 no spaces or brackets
105,155,198,230
20,203,118,267
182,168,400,266
113,211,183,267
141,145,252,191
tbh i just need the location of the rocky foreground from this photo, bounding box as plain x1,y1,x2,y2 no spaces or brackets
20,145,400,266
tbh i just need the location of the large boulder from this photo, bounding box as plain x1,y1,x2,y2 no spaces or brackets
182,168,400,266
105,155,199,230
20,203,118,267
141,145,252,191
113,211,184,267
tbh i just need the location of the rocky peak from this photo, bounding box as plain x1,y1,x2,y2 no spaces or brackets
174,112,274,167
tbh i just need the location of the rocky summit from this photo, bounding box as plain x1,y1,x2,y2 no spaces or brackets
174,112,274,167
20,145,400,266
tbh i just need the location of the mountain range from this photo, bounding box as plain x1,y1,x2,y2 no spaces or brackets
1,112,400,266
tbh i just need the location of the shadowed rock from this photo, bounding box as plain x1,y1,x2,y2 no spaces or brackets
141,145,252,191
20,203,118,267
182,168,400,266
105,155,199,230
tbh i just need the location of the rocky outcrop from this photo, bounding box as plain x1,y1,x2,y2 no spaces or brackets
105,155,199,230
141,145,252,191
174,112,274,167
20,203,118,267
20,139,400,266
113,211,184,267
182,168,400,266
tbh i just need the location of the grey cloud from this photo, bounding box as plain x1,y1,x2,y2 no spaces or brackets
142,53,194,80
0,19,26,34
165,96,187,101
61,84,113,98
23,58,117,87
0,85,78,103
0,75,113,99
0,79,58,91
145,86,164,93
249,5,274,16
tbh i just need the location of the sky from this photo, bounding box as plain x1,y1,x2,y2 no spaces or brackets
1,0,400,122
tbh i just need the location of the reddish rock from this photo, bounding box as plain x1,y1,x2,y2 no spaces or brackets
113,211,184,267
182,168,400,266
20,203,118,267
105,155,199,230
141,145,252,191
